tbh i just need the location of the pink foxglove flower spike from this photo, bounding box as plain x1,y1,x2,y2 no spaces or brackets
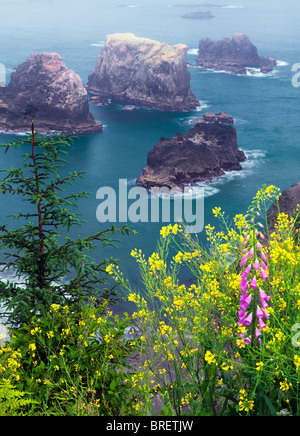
237,210,271,347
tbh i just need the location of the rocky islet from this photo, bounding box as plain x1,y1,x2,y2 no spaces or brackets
87,33,200,112
136,113,246,191
181,11,215,19
196,33,277,75
0,33,281,194
0,52,102,135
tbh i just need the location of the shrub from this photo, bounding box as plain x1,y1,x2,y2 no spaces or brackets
0,123,134,326
0,124,137,415
0,299,139,415
0,379,35,416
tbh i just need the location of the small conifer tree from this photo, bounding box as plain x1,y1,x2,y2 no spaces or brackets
0,123,133,326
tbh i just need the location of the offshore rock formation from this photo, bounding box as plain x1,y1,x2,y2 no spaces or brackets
87,33,199,111
191,111,234,125
181,11,215,19
0,52,102,135
136,112,246,191
196,33,277,75
173,3,225,7
267,182,300,233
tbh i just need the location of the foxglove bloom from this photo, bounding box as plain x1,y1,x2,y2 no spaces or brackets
237,211,271,347
260,268,268,281
254,258,260,271
250,276,257,290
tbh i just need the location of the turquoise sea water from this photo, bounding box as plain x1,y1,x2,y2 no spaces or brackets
0,0,299,310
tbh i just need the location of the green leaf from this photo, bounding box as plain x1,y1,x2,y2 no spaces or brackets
262,395,277,416
109,380,117,391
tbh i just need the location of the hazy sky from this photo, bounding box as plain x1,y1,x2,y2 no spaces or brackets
0,0,298,76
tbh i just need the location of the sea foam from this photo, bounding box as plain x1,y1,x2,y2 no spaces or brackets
276,60,289,67
187,48,199,56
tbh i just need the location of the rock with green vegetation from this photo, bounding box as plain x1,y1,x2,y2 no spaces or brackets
87,33,199,111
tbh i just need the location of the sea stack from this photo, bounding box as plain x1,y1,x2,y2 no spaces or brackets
0,52,102,135
196,33,277,74
87,33,200,111
136,112,246,191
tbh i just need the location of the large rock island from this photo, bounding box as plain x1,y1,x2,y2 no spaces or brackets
136,112,246,191
87,33,200,111
196,33,277,75
0,52,102,135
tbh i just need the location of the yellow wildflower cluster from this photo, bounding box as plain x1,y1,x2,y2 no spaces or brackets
239,389,255,413
233,214,248,230
204,351,218,366
153,340,174,361
174,249,201,264
105,264,114,275
212,207,222,217
0,346,22,382
148,252,165,274
272,242,298,267
181,392,192,406
221,361,234,372
275,212,295,233
50,304,60,312
280,379,292,392
294,355,300,372
130,248,144,261
256,362,264,371
30,326,42,336
160,223,182,239
123,186,300,415
254,185,281,203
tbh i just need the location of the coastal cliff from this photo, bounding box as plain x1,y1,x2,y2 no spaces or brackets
87,33,200,111
136,112,246,191
196,33,277,75
0,52,102,135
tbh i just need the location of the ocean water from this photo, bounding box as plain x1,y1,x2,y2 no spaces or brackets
0,0,299,309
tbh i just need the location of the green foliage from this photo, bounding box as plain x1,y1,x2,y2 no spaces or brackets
2,124,300,416
0,300,139,415
291,206,300,245
0,123,134,326
0,126,141,416
0,379,36,416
